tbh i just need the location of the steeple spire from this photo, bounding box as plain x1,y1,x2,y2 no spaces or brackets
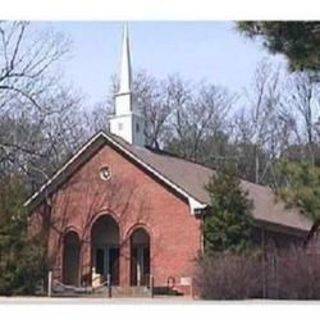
109,23,146,147
118,23,132,95
113,23,134,115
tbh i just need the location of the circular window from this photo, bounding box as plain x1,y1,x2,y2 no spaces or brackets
99,166,111,181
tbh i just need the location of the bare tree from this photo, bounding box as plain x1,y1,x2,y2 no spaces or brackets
232,60,288,184
163,75,235,163
284,72,320,165
0,22,89,190
133,71,173,149
0,22,69,113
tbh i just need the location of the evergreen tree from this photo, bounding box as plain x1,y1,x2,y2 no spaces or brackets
237,22,320,73
276,160,320,244
204,164,254,253
0,175,46,295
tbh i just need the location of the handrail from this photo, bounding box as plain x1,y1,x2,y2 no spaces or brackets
52,280,93,293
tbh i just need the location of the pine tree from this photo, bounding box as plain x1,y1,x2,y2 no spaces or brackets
0,175,46,295
237,22,320,73
276,160,320,244
204,165,254,253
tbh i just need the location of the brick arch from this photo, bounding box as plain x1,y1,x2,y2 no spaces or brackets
125,222,153,241
63,225,82,237
91,214,120,243
89,210,121,236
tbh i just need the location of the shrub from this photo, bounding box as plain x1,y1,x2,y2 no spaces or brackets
195,245,320,300
275,246,320,299
194,251,262,299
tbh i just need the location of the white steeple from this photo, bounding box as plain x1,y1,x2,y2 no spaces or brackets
109,24,146,146
118,23,132,96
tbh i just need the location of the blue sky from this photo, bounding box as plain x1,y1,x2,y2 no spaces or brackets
35,21,287,108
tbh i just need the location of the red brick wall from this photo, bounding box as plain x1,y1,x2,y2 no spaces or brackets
32,143,202,293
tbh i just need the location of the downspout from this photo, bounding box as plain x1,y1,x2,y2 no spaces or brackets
200,213,205,255
261,227,267,298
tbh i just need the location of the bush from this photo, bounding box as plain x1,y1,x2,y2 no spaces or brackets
195,246,320,300
0,236,47,295
194,251,262,299
276,246,320,299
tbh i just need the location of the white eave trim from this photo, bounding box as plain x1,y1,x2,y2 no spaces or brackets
188,197,207,215
24,131,208,215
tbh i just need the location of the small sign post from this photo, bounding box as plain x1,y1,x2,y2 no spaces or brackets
107,273,111,298
149,275,154,298
48,270,53,297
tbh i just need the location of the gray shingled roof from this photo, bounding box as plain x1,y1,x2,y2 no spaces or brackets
26,131,312,234
115,136,312,233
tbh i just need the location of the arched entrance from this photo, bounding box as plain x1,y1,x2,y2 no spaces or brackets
130,228,150,286
63,231,80,286
91,215,120,285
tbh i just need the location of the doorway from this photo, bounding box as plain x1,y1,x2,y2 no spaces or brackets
130,228,150,286
91,215,120,285
63,231,80,286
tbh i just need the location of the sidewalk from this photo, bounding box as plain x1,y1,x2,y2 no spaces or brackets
2,296,320,304
0,295,196,304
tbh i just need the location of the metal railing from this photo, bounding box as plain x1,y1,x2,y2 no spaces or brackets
47,271,155,298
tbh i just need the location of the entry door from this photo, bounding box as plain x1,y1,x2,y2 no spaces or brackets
109,247,119,285
95,248,105,275
131,245,150,286
64,240,80,285
139,246,150,285
137,247,144,285
131,247,138,286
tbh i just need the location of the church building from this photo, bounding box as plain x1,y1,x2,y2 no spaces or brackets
26,25,312,296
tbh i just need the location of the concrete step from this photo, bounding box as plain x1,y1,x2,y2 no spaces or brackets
52,283,152,298
111,286,151,298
